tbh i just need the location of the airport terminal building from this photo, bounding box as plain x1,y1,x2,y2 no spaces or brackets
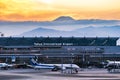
0,37,120,65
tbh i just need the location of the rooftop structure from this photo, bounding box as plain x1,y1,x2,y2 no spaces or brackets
0,37,118,46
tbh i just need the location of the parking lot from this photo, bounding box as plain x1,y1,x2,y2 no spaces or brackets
0,69,120,80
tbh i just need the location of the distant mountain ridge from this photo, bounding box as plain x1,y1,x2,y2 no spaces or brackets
17,26,120,37
0,16,120,26
0,16,120,37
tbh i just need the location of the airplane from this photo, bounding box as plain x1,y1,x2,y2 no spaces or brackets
105,60,120,72
0,62,19,70
30,58,80,73
0,63,8,70
106,60,120,64
105,60,120,68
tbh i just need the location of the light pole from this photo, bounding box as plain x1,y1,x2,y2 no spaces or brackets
113,53,116,72
67,48,75,74
82,48,85,68
70,53,74,74
61,53,64,73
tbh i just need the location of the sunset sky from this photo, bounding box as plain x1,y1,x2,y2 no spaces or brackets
0,0,120,21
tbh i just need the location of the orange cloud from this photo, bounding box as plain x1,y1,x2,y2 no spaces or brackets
0,0,120,21
0,10,63,21
0,2,7,10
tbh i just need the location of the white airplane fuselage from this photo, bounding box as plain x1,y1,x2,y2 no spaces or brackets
0,63,8,69
30,59,80,70
107,61,120,65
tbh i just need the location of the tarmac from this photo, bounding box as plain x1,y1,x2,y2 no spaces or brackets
0,68,120,80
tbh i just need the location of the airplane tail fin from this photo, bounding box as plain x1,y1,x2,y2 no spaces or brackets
30,58,39,66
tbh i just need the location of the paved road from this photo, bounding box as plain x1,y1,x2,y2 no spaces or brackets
0,69,120,80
